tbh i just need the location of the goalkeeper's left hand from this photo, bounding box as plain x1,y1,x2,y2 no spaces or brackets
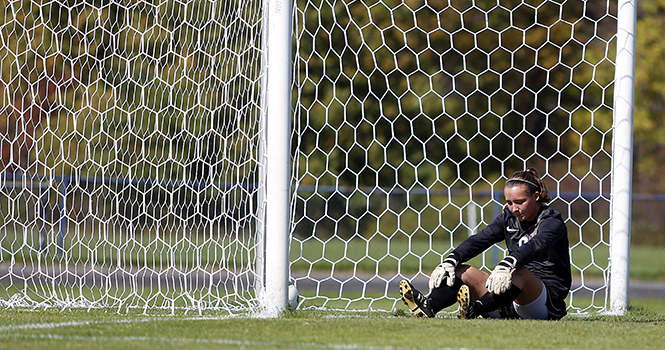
429,255,458,290
485,256,517,294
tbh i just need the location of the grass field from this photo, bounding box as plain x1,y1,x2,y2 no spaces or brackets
291,242,665,281
5,221,664,281
0,300,664,350
2,225,664,349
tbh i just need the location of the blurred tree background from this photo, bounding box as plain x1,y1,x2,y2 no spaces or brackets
632,0,665,245
0,0,264,243
1,0,664,246
291,0,615,242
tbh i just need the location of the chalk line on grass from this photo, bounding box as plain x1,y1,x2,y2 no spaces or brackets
0,314,241,333
0,316,480,350
0,332,485,350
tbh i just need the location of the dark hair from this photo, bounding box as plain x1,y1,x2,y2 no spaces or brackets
505,168,551,203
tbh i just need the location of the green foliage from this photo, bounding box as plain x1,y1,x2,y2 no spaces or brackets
294,0,613,187
1,1,265,238
1,0,261,182
635,0,665,144
634,0,665,191
292,0,615,239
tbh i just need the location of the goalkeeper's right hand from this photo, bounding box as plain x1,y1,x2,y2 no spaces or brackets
429,255,458,290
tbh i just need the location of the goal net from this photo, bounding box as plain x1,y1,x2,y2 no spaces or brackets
1,0,265,312
291,0,622,314
1,0,632,315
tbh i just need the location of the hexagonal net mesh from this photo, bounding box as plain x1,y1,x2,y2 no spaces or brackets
0,0,628,314
1,1,265,311
291,0,618,314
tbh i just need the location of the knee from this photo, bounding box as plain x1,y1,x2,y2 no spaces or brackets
511,266,530,279
456,264,484,281
457,264,490,299
511,266,540,289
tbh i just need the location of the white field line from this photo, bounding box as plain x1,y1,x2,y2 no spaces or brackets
0,315,239,332
0,317,485,350
0,332,485,350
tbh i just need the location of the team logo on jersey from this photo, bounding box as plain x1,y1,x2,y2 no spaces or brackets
507,226,519,233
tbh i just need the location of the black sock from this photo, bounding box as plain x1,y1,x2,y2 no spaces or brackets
473,284,522,316
427,278,464,314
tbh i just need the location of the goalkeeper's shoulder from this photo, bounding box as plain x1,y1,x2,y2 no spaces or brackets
539,207,567,231
540,205,565,222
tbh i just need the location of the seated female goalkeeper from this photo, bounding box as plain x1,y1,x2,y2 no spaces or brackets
399,168,571,320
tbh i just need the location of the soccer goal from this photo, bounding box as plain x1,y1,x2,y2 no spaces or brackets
0,0,283,314
0,0,635,315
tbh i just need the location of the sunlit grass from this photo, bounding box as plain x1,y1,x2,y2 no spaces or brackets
0,303,664,350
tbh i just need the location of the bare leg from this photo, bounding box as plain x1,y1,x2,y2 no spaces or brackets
454,264,547,319
456,264,543,304
456,264,489,300
509,266,544,305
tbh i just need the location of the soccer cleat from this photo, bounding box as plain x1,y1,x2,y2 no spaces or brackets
399,280,434,318
457,284,477,319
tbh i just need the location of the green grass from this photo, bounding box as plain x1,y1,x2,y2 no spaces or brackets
0,228,251,270
628,245,665,280
632,298,665,315
0,302,664,350
291,239,665,281
4,225,664,281
1,239,661,315
296,291,609,315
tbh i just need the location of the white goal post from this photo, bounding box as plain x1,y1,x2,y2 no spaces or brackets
609,0,636,315
0,0,635,316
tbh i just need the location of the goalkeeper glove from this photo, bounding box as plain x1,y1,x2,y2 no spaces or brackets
429,254,458,290
485,256,518,295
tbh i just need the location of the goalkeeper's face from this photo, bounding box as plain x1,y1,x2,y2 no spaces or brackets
504,184,541,222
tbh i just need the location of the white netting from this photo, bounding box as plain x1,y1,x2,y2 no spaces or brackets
1,0,265,311
1,0,624,314
291,0,616,313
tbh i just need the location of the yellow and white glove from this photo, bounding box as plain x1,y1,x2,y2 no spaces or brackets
429,255,457,290
485,256,517,294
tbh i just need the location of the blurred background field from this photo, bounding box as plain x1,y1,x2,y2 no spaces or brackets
5,224,664,281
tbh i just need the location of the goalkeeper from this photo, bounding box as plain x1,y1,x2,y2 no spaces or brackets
399,168,571,320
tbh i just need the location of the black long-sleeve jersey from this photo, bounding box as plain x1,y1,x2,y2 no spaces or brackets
450,205,572,319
